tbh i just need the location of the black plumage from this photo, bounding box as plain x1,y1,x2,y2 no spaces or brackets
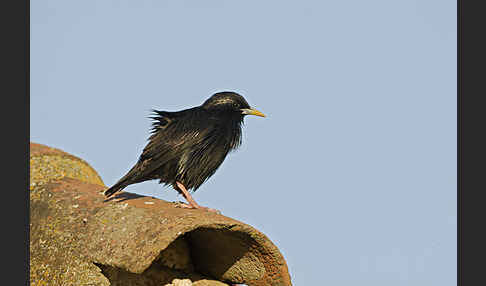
104,91,265,211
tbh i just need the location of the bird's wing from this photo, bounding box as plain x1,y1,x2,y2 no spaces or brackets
134,108,214,179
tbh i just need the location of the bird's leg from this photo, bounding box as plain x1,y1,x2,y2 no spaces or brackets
175,181,200,208
175,181,219,213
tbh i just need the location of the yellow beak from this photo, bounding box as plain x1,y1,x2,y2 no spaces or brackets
240,108,266,117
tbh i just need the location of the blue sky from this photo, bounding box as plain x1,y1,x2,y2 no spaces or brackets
30,1,456,285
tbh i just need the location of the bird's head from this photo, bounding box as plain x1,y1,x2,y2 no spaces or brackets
201,91,266,118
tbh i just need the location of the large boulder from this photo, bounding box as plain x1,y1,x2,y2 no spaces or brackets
29,143,292,286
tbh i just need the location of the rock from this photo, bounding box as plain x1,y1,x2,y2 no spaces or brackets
30,142,292,286
165,278,193,286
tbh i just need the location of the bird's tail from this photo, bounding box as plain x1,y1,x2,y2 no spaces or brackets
104,163,142,197
104,181,128,198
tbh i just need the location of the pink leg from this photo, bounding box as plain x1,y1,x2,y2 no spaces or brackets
175,181,219,213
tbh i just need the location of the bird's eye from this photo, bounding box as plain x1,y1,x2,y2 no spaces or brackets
232,103,239,108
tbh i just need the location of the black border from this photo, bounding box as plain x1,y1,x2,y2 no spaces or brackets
459,0,484,285
6,0,29,284
26,0,30,282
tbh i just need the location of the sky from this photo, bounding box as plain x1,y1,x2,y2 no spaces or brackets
30,1,457,285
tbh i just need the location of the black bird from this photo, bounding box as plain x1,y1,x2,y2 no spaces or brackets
104,91,265,212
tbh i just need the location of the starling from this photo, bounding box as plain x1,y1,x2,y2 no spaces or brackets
104,91,265,212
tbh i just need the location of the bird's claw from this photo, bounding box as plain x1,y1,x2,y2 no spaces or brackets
173,202,221,214
174,202,192,209
201,207,221,214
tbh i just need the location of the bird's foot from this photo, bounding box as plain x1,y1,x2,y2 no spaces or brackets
174,201,220,214
197,206,221,214
174,181,221,213
174,202,193,209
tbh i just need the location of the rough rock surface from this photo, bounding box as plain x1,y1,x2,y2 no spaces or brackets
30,143,292,286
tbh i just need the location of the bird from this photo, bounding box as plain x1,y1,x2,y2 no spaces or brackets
104,91,266,212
